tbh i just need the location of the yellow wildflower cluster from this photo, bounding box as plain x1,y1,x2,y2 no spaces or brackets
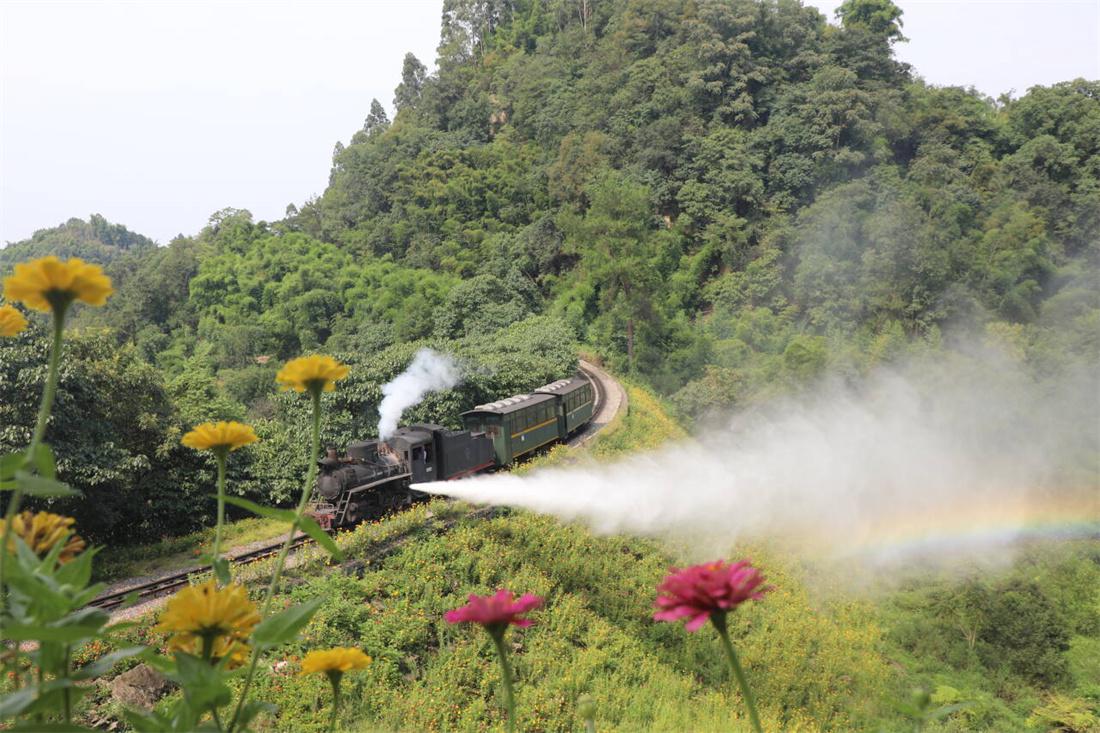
155,581,260,659
3,256,113,313
181,421,259,452
276,355,349,394
300,647,371,676
5,511,86,563
0,305,27,337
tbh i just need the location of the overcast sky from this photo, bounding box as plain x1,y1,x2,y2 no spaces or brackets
1,0,1097,245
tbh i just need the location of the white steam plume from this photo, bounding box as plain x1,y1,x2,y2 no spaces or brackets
377,349,461,440
418,359,1099,567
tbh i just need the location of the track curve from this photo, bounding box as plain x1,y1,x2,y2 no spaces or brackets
91,360,626,615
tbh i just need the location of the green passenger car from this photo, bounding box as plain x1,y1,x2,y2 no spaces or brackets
461,392,561,466
535,377,595,436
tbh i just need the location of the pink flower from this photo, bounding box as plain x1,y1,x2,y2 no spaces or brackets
445,590,543,630
653,560,771,632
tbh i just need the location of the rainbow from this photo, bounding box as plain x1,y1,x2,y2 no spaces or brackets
834,491,1100,562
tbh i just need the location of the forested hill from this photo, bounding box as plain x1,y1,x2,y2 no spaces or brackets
0,214,155,269
307,0,1098,399
1,0,1097,541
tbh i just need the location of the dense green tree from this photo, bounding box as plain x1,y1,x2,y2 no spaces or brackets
835,0,905,42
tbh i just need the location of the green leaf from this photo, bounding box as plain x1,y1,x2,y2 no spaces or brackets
55,547,97,589
0,686,38,718
234,700,277,730
0,451,25,481
72,646,145,679
33,443,56,479
122,708,174,733
138,649,177,676
173,653,231,711
222,496,296,523
5,607,110,643
297,515,344,562
252,597,324,648
0,679,76,717
15,470,80,498
213,556,231,586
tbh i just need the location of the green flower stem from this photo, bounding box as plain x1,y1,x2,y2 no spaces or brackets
212,448,228,574
490,630,517,733
0,307,66,667
228,390,322,733
327,673,342,733
62,645,72,723
712,612,763,733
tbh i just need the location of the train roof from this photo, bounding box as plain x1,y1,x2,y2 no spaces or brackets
534,375,589,396
462,391,556,416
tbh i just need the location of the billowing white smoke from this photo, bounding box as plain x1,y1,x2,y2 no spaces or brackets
417,359,1098,566
377,349,461,440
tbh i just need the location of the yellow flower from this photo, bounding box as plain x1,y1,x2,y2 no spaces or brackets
299,647,371,676
155,581,260,649
166,635,251,669
181,421,259,452
4,511,86,563
3,256,113,313
276,355,349,394
0,305,27,336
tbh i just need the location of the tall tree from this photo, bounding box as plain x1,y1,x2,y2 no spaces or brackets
393,52,428,111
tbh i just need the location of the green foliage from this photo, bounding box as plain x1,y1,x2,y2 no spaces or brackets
0,324,205,543
0,215,156,271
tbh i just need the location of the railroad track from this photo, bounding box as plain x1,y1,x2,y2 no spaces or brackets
90,363,617,613
577,361,605,423
88,534,313,611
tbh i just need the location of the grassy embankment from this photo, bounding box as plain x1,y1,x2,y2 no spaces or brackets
88,379,1100,732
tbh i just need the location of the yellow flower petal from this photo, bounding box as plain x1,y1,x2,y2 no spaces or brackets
3,256,113,313
0,305,27,337
166,635,251,669
299,647,371,675
181,421,259,452
275,355,349,394
4,511,85,563
155,581,260,644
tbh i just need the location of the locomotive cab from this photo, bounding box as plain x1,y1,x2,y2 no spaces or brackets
386,426,437,485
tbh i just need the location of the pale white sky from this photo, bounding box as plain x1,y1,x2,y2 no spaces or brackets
1,0,1097,245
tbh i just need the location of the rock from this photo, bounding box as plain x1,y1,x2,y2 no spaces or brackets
110,663,174,710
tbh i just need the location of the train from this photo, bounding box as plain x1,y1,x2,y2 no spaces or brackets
310,374,596,527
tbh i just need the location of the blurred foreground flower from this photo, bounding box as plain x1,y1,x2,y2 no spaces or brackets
155,580,260,661
3,256,113,314
182,421,259,453
445,589,542,631
167,636,252,669
301,648,371,733
654,559,770,631
4,510,85,563
0,304,27,336
276,354,349,394
654,560,770,733
447,590,543,733
182,421,258,580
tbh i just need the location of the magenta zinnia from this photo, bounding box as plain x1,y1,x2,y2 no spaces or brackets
445,590,543,630
653,559,770,631
445,590,543,733
652,559,770,733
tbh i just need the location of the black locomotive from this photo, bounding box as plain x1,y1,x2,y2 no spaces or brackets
310,375,595,527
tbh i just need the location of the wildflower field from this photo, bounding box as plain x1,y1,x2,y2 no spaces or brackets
1,257,1097,732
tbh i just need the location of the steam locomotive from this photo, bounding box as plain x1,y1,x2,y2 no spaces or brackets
310,375,595,527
